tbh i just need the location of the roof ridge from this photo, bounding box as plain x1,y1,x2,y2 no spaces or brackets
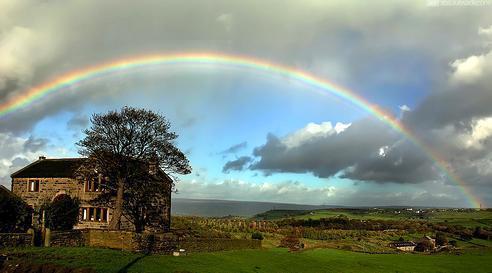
10,159,43,178
40,157,86,161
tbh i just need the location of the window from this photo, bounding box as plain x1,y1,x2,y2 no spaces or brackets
85,175,105,192
28,180,40,192
82,208,88,220
80,207,108,222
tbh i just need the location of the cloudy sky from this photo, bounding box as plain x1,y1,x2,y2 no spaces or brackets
1,0,492,207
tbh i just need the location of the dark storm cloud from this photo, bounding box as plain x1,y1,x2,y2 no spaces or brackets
341,140,437,183
0,132,47,187
223,156,252,173
220,141,248,154
67,113,89,132
249,118,437,183
0,78,22,101
1,0,491,134
23,136,48,152
405,83,492,131
1,0,492,203
250,104,492,186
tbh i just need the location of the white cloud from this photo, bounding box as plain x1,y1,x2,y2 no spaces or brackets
460,116,492,149
478,25,492,37
449,27,492,84
216,13,234,32
174,178,469,207
0,133,47,186
175,179,336,205
433,116,492,150
0,21,61,99
283,121,351,148
450,54,487,84
399,105,411,112
379,145,389,157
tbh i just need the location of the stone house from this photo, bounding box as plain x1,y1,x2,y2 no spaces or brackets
389,241,417,251
10,156,173,232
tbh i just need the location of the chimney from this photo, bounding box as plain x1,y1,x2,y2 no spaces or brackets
39,156,46,160
149,155,158,175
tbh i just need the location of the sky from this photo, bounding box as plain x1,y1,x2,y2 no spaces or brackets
1,0,492,207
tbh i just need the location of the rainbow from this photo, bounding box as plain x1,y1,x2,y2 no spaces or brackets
0,52,482,208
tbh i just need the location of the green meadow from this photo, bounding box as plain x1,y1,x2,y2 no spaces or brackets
266,209,492,228
3,246,492,273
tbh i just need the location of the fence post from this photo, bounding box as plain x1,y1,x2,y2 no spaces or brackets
44,228,51,247
27,228,35,246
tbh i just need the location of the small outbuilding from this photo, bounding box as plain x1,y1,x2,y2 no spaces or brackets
389,241,417,251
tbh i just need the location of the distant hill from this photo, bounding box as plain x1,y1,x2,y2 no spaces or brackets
171,198,339,217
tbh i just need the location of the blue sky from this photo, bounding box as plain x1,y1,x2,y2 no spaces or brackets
1,0,492,207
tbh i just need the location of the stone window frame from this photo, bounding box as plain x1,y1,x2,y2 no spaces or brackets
81,207,108,222
28,179,40,192
84,174,105,192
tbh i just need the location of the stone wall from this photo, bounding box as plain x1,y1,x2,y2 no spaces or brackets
133,233,178,253
85,229,135,250
44,229,261,254
49,230,87,247
178,238,262,253
0,233,33,248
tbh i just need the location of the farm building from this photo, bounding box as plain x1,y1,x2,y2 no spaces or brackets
389,241,417,251
10,156,173,232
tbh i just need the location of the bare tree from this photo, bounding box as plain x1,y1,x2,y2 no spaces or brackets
77,107,191,231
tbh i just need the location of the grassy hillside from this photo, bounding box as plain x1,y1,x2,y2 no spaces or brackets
257,208,492,228
3,247,492,273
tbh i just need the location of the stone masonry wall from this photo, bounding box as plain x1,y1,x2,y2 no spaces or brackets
11,176,171,232
44,229,261,254
86,229,136,250
178,238,262,253
11,177,113,230
49,230,87,247
12,178,80,207
0,233,33,248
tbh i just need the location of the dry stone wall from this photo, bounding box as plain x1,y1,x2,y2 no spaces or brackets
44,229,261,254
0,233,33,248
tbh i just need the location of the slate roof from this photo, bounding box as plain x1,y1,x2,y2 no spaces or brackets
0,184,11,193
10,157,173,182
390,241,417,247
11,158,85,178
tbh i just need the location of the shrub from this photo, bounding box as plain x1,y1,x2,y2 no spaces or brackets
415,239,433,252
44,195,80,230
436,231,448,246
280,235,302,251
449,240,458,247
0,187,32,232
251,231,264,240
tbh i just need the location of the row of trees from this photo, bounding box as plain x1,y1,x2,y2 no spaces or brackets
277,216,492,241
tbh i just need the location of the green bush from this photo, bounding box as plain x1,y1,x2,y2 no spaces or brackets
0,187,32,232
44,195,80,230
436,231,448,246
280,235,302,251
415,240,433,252
251,231,264,240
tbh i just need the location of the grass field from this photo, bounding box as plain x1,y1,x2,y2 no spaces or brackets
3,246,492,273
267,209,492,228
